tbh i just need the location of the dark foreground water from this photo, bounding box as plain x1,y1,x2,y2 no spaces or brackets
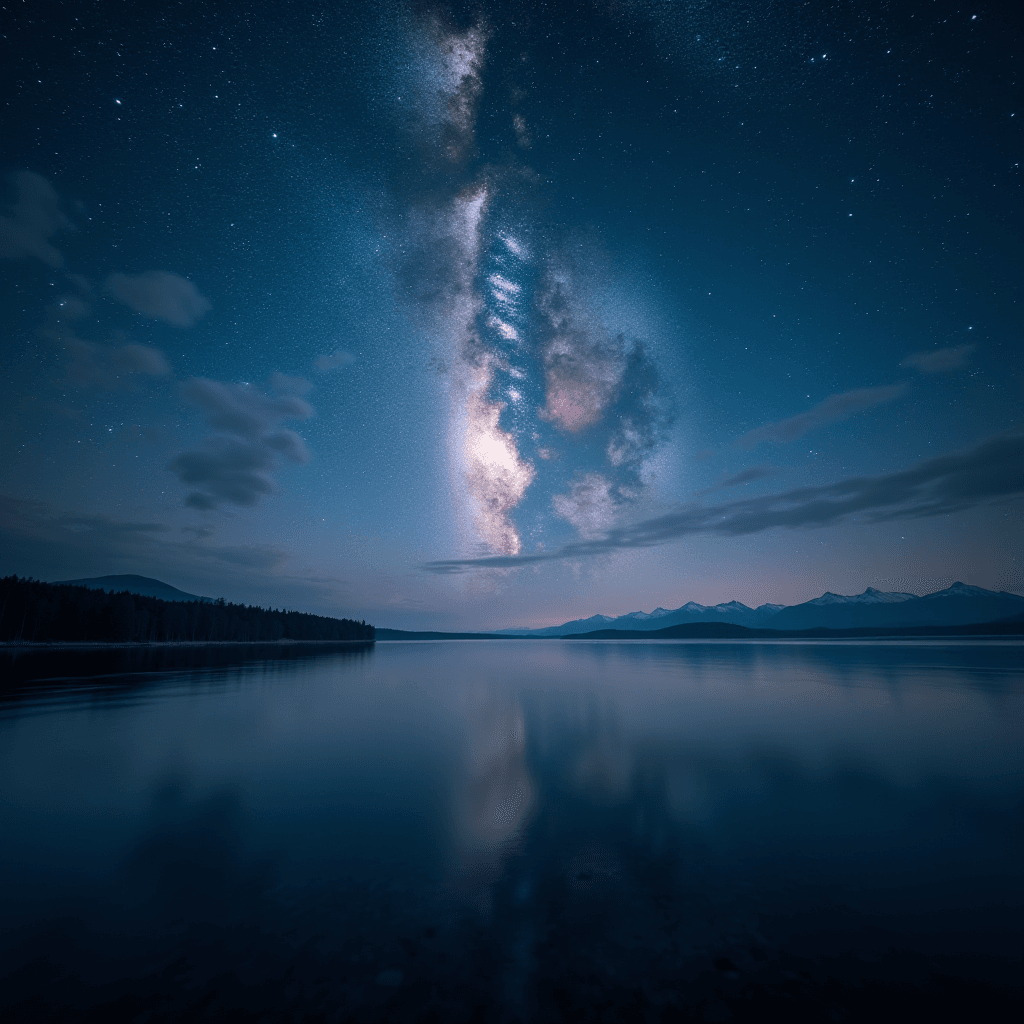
0,640,1021,1023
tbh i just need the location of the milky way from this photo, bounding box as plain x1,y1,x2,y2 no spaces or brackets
391,9,673,559
0,0,1020,627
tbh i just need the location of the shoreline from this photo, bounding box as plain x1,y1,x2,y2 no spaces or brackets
0,639,375,651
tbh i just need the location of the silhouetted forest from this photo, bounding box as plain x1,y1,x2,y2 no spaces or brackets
0,576,374,643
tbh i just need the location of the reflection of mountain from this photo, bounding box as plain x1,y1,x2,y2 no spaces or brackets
495,583,1024,635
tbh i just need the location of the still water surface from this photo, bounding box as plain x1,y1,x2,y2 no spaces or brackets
1,640,1021,1022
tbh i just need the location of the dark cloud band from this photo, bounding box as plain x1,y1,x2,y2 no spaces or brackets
736,385,905,449
424,432,1024,573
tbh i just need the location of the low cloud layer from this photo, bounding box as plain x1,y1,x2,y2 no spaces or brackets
901,345,975,373
107,271,212,327
736,385,905,449
0,170,72,267
169,378,313,509
0,494,288,589
425,432,1024,572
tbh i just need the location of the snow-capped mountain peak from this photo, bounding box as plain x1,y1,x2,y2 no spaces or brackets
857,587,918,603
807,588,917,607
924,582,1002,600
489,582,1021,635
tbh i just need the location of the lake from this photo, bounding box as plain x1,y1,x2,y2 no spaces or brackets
0,639,1021,1022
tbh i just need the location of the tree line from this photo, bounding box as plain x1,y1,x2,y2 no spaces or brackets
0,576,374,644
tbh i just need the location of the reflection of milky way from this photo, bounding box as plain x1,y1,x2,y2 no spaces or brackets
452,695,534,912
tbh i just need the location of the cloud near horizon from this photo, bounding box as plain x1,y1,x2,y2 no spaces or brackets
424,432,1024,573
106,270,212,327
736,385,905,449
0,493,301,594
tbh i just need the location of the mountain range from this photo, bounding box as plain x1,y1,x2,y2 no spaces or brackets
45,576,1024,634
492,583,1024,635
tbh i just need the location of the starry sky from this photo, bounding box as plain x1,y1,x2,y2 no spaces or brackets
1,0,1021,630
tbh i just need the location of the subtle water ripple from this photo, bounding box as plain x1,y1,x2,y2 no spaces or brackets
0,640,1021,1022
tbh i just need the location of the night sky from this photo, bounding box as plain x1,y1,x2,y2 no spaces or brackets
1,0,1021,630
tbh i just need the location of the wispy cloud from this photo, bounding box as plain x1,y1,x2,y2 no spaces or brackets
107,271,212,327
168,378,313,509
0,494,375,618
901,345,975,373
701,465,777,493
39,306,172,389
61,336,172,388
424,432,1024,573
314,350,356,371
270,372,314,396
0,170,72,268
736,385,905,449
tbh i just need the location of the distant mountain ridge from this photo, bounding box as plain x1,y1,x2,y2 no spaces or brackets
53,574,213,604
493,583,1024,635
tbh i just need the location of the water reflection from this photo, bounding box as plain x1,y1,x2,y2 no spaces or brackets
454,693,534,910
0,639,1020,1021
0,640,374,715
